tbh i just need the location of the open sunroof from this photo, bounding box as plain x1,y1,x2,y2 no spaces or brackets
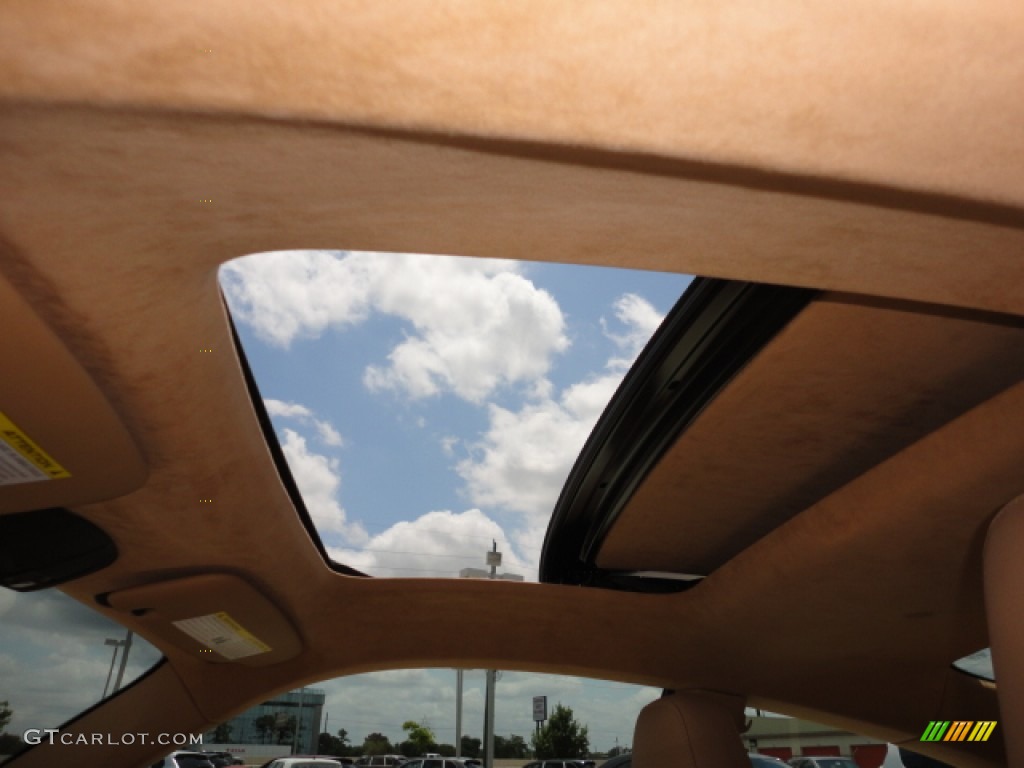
221,249,691,580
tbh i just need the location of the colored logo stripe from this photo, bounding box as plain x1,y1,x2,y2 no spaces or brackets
921,721,997,742
945,722,972,741
968,722,998,742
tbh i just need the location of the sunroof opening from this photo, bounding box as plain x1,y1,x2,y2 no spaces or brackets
220,250,691,580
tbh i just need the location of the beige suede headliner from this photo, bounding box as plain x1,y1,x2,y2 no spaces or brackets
1,1,1022,766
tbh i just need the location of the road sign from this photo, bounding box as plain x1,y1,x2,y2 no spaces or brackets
533,695,547,722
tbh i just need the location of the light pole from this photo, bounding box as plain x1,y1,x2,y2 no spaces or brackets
455,669,463,757
101,637,123,699
457,545,521,767
111,630,134,693
292,687,306,754
483,542,500,768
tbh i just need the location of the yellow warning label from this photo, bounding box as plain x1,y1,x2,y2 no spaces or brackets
215,611,273,653
0,411,71,484
172,611,272,660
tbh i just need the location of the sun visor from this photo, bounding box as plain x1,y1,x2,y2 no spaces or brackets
0,507,118,590
105,573,303,666
0,272,147,514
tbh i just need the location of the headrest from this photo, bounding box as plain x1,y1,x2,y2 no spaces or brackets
632,690,749,768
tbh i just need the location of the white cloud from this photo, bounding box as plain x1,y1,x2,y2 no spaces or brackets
264,399,313,419
279,429,367,545
363,265,569,404
316,420,344,447
603,293,665,370
220,251,377,347
455,294,668,559
265,398,344,448
329,509,526,579
440,436,459,457
456,377,615,520
222,251,569,404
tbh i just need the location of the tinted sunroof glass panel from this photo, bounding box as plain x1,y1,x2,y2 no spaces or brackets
220,250,690,579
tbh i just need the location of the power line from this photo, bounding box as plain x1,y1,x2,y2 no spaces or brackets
340,548,505,560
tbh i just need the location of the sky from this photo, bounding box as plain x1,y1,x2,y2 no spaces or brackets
218,250,691,581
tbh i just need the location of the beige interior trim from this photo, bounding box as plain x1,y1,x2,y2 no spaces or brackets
2,2,1022,765
0,271,147,514
4,1,1024,208
984,494,1024,767
632,690,748,768
10,663,213,768
599,294,1024,574
105,573,304,667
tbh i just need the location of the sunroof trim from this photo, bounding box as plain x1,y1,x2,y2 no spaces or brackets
539,277,815,588
224,294,369,579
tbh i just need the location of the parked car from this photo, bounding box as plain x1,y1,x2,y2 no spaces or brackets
353,757,406,767
749,755,790,768
262,758,344,768
788,759,859,768
522,761,594,768
150,753,215,768
257,757,345,768
400,759,475,768
200,752,242,768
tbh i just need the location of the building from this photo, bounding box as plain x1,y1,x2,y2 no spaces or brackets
458,568,524,581
204,688,325,755
743,715,890,768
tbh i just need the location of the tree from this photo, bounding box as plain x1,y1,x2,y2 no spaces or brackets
0,733,24,757
495,734,529,759
254,715,277,744
212,722,233,743
275,715,297,745
402,720,437,756
531,704,589,759
362,732,394,756
319,732,337,755
0,701,11,733
460,735,481,757
398,741,418,758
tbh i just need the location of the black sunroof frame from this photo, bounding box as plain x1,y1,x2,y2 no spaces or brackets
539,277,815,590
